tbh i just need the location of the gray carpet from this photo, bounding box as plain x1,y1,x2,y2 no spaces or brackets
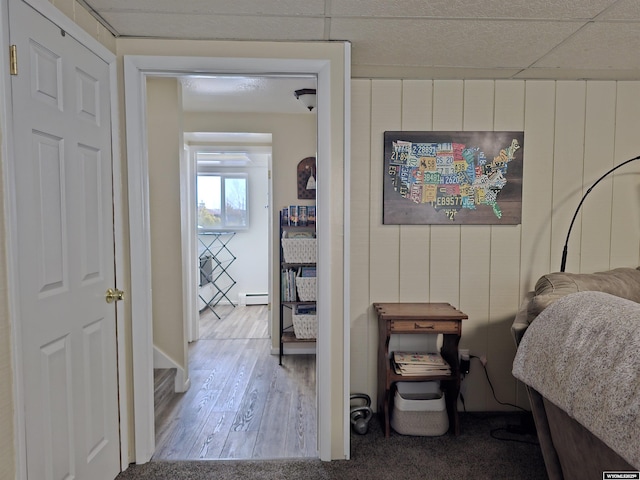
116,413,546,479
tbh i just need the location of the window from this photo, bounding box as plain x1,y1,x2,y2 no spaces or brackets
197,172,248,230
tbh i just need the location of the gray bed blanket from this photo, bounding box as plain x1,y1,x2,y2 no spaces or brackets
512,291,640,468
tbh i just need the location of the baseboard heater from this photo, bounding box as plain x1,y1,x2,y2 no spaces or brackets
238,293,269,306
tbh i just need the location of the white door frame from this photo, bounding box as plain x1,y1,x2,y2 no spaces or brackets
181,145,198,344
124,52,350,463
0,0,128,476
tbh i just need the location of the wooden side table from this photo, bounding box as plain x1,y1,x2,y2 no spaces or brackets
374,302,467,438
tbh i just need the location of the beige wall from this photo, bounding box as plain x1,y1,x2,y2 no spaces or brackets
183,111,317,347
146,77,186,369
50,0,115,53
351,79,640,411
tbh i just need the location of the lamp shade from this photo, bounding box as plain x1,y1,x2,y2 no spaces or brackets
294,88,316,111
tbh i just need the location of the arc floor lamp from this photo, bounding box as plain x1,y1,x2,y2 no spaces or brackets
560,154,640,272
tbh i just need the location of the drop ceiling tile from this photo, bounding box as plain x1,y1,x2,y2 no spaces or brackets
87,0,326,16
533,22,640,69
100,12,325,40
80,0,640,79
330,18,583,69
351,64,523,79
596,0,640,20
330,0,617,19
514,67,640,80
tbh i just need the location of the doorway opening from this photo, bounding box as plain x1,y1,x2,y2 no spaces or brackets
148,74,319,460
123,50,349,463
186,132,273,339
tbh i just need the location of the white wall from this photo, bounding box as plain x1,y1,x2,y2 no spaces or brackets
229,162,269,301
196,159,270,306
350,79,640,412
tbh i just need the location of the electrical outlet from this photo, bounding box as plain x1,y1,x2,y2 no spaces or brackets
460,359,470,374
459,348,470,374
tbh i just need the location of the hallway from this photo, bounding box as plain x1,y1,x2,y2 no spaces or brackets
153,305,317,460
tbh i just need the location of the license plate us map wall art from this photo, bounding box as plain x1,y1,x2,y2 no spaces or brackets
383,131,524,225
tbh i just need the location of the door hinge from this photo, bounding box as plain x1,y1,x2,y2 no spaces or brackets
268,170,271,180
9,45,17,75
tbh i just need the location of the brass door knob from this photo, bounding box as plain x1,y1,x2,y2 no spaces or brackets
106,288,125,304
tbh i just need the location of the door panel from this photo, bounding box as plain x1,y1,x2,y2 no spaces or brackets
29,40,63,110
83,318,110,460
40,335,74,480
9,0,120,478
78,144,103,283
32,131,67,296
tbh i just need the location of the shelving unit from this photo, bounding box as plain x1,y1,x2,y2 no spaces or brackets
279,214,316,365
198,231,237,319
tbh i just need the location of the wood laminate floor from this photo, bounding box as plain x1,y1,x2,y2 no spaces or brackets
153,305,317,460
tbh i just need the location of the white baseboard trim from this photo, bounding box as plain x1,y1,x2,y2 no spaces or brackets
180,377,191,393
153,346,189,393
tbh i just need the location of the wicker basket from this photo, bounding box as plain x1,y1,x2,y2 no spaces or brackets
292,314,317,339
282,238,316,264
296,277,316,301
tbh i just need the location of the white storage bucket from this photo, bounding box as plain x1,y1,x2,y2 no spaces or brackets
391,381,449,436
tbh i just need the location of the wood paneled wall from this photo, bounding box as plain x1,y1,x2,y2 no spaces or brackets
350,80,640,411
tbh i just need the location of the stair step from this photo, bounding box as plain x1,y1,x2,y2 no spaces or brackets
154,368,176,415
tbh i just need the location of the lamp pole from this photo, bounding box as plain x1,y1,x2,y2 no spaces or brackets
560,154,640,272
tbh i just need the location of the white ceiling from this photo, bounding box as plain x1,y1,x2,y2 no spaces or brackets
81,0,640,80
86,0,640,113
178,75,317,114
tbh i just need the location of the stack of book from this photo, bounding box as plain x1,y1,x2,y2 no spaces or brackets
295,304,316,315
392,351,451,377
281,268,297,301
282,205,316,226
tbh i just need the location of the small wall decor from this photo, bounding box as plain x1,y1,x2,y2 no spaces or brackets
383,131,524,225
297,156,316,199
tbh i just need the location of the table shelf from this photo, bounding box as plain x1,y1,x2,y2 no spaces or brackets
386,360,457,383
281,331,316,343
374,302,467,438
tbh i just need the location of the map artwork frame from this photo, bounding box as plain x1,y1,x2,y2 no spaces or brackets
383,131,524,225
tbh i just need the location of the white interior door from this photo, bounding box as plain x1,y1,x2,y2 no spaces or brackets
9,0,120,478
